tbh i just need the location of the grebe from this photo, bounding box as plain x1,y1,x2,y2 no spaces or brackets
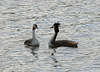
49,23,78,48
24,24,39,46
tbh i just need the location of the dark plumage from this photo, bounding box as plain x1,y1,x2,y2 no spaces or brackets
53,40,78,48
24,38,32,46
49,23,78,48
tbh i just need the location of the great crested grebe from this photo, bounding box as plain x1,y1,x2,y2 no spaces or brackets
49,23,78,48
24,24,39,46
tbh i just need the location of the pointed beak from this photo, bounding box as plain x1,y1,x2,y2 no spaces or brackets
50,26,53,28
50,25,54,28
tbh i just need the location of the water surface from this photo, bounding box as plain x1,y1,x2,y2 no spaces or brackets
0,0,100,72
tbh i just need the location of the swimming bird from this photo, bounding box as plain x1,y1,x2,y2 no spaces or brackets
49,23,78,48
24,24,39,46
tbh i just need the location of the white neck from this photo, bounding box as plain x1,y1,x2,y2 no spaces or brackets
50,33,56,41
32,30,39,46
49,33,58,45
32,30,36,40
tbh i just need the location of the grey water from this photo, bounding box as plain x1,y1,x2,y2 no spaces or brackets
0,0,100,72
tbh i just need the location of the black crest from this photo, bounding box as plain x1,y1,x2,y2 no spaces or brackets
53,22,60,33
54,22,60,26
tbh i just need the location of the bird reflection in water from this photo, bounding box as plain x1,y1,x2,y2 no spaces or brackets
25,45,39,58
49,47,57,56
49,47,59,67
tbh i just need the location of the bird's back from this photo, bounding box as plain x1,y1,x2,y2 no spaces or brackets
54,40,78,48
24,38,32,46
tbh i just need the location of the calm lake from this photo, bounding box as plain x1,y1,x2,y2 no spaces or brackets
0,0,100,72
